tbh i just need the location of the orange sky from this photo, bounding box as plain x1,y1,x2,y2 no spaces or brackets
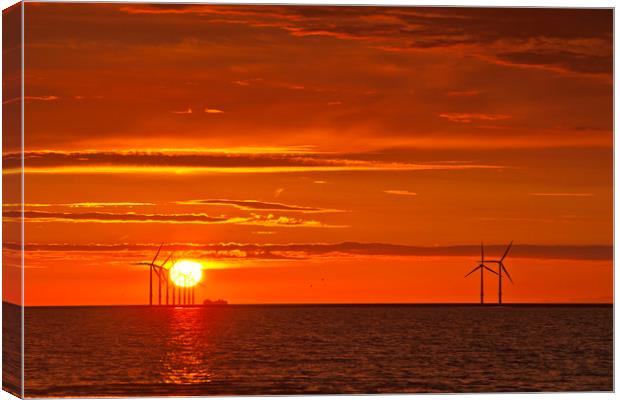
3,4,613,305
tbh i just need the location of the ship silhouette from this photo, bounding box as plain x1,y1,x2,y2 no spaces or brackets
203,299,229,306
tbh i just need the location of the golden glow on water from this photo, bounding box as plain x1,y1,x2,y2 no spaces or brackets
170,260,203,287
161,308,213,385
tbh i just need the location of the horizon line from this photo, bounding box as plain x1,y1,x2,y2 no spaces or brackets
3,301,613,308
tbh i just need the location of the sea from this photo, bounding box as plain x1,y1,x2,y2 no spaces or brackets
3,303,613,397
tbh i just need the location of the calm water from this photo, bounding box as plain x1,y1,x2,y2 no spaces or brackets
9,304,615,396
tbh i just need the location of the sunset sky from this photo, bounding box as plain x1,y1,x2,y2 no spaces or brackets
3,3,613,305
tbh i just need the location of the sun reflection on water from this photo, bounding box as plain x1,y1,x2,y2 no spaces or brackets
160,308,213,385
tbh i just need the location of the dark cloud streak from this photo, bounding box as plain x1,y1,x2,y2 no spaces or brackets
117,5,612,77
177,199,337,212
3,150,502,172
4,210,228,223
3,210,341,228
6,241,612,261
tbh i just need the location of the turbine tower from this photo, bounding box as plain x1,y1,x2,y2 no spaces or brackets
465,243,498,304
487,241,514,304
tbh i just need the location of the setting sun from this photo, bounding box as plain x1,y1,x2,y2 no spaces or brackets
169,260,203,287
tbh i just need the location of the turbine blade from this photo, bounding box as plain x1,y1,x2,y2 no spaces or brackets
500,241,513,262
160,252,173,269
464,265,481,277
151,242,164,265
481,242,484,263
483,265,498,276
502,263,514,283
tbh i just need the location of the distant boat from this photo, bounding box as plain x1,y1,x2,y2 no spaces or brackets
203,299,229,306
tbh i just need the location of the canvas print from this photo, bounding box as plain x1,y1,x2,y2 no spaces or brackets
2,2,613,397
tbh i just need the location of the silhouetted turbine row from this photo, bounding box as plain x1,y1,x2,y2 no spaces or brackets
133,243,201,306
464,241,513,304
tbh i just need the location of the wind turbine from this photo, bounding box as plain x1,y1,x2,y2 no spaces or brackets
132,243,163,306
465,243,498,304
169,253,189,306
157,251,174,305
170,253,178,305
486,241,514,305
133,243,174,306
